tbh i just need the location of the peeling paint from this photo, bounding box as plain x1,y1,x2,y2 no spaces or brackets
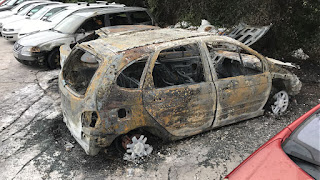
59,27,301,155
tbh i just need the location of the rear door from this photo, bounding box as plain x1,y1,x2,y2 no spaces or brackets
142,42,217,137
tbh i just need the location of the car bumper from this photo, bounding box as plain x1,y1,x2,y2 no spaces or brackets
58,73,116,155
2,32,18,41
13,43,46,66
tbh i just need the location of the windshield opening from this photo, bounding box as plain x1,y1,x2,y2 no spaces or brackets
282,109,320,179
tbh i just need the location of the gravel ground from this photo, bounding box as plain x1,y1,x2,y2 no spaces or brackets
0,38,319,180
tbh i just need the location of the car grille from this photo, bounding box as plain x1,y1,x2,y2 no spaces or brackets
13,43,23,52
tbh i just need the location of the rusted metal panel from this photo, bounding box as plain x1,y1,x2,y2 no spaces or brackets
59,28,302,155
143,82,216,137
213,72,271,127
96,25,160,39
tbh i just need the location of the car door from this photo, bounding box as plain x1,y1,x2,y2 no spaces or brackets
142,42,217,137
204,41,272,127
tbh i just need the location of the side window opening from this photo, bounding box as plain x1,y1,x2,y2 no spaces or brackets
80,15,105,32
109,13,130,26
152,44,205,88
129,11,152,24
206,42,263,79
116,58,147,88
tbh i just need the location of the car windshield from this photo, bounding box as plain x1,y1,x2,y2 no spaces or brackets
53,14,86,34
45,9,70,22
29,6,50,19
17,4,37,15
282,109,320,179
11,1,30,12
6,0,17,6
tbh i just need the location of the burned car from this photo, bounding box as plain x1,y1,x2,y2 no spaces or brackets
59,27,301,156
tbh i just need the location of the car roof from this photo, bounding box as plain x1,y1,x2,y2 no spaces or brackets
70,6,147,18
82,28,212,53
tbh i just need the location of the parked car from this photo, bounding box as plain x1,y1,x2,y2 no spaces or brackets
0,0,9,6
0,0,27,12
2,3,73,41
18,3,125,39
0,0,41,19
225,104,320,180
13,6,154,68
58,26,301,156
0,1,59,33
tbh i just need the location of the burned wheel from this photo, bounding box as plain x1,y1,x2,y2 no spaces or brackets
271,90,289,115
121,134,153,160
47,48,60,69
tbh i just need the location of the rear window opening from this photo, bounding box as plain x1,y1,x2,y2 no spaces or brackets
63,49,99,95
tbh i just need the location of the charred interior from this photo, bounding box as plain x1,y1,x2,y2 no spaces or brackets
207,42,263,79
116,59,147,88
63,49,99,95
152,44,205,88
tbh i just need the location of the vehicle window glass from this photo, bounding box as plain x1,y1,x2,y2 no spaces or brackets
13,2,30,12
117,58,147,88
78,15,105,32
26,4,45,16
282,110,320,178
206,42,263,79
40,7,65,20
7,0,17,6
46,9,69,22
129,11,151,24
29,5,49,19
17,4,36,15
109,12,130,26
152,44,205,88
54,14,86,34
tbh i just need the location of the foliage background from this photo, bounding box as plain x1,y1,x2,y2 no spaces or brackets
66,0,320,61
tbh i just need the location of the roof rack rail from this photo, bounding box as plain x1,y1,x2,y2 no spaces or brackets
77,2,90,6
107,2,125,7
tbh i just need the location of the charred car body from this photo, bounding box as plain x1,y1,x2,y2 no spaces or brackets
59,27,301,155
13,6,154,69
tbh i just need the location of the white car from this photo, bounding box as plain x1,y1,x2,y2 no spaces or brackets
18,3,125,39
0,1,58,33
0,0,41,19
14,6,154,68
2,3,73,41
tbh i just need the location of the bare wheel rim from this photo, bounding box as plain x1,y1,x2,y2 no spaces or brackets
271,90,289,115
123,134,153,160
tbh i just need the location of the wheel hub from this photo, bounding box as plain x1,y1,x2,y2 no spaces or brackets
123,135,153,160
271,90,289,115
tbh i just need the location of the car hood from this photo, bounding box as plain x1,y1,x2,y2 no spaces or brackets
3,18,29,29
18,30,68,47
19,20,54,35
0,15,25,25
0,10,13,19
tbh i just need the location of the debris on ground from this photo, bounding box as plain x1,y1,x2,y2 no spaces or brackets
292,48,309,60
64,141,74,152
197,19,226,34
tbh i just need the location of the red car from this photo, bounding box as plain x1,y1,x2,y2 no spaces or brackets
225,104,320,180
